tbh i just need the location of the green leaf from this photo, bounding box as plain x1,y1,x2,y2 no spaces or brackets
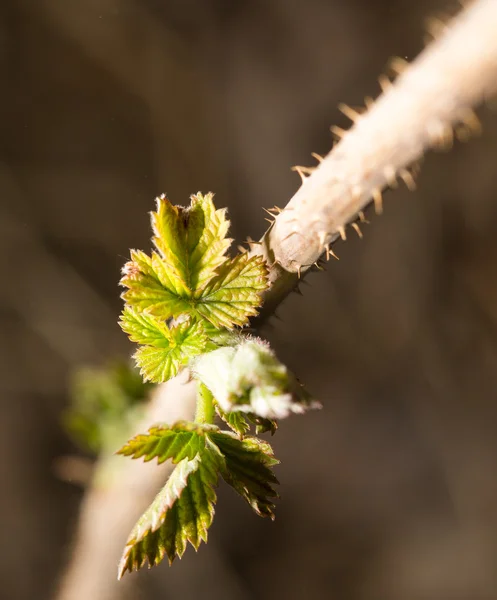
118,444,221,578
211,431,279,519
193,253,269,329
116,421,217,464
120,306,173,346
118,423,280,575
215,403,277,437
120,250,185,316
215,404,250,438
120,194,268,329
120,308,210,383
247,414,278,436
151,192,231,292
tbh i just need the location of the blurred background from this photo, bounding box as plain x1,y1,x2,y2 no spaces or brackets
2,0,497,599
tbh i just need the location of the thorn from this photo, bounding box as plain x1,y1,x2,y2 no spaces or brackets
378,74,392,93
455,124,472,143
428,120,454,150
263,206,281,216
330,125,347,140
297,265,302,278
338,103,361,123
351,184,362,201
324,244,339,260
422,34,432,48
425,16,449,39
399,168,417,191
264,217,274,224
364,96,374,109
292,166,310,184
338,226,347,241
311,152,324,163
281,230,300,243
441,126,454,150
313,262,324,271
373,188,383,215
268,258,282,269
237,244,246,253
459,108,482,136
317,230,328,249
389,56,409,76
351,223,363,239
358,211,369,224
245,237,262,245
291,165,315,175
411,161,422,177
383,165,398,188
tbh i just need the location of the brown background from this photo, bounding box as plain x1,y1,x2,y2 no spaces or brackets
2,1,497,599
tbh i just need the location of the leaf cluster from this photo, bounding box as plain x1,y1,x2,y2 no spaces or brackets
117,422,278,577
120,193,268,383
116,193,318,575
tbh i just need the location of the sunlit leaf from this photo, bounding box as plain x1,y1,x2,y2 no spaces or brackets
118,423,280,576
118,446,221,577
121,308,210,383
120,194,268,330
211,431,279,519
117,421,217,465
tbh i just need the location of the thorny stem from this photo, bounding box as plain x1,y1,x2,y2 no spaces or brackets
250,0,497,326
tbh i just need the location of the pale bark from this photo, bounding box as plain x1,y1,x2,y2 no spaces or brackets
252,0,497,320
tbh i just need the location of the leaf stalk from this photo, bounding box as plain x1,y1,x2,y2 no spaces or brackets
195,383,215,424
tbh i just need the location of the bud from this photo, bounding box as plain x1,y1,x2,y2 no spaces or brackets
192,339,320,419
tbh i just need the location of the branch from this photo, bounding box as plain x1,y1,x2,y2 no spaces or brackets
252,0,497,322
56,374,197,600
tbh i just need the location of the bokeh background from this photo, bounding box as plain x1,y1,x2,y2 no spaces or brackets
2,1,497,599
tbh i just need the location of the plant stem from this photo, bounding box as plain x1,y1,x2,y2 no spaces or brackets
250,0,497,325
195,383,215,424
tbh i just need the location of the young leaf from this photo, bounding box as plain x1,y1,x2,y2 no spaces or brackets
215,404,250,438
192,339,321,419
215,402,277,437
120,250,185,316
116,421,217,464
120,306,174,346
118,423,280,575
120,308,210,383
118,445,221,578
247,414,278,436
210,431,279,519
120,194,268,329
151,192,231,292
193,253,268,329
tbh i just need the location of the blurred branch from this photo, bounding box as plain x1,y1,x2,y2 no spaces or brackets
57,1,497,598
56,373,197,600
